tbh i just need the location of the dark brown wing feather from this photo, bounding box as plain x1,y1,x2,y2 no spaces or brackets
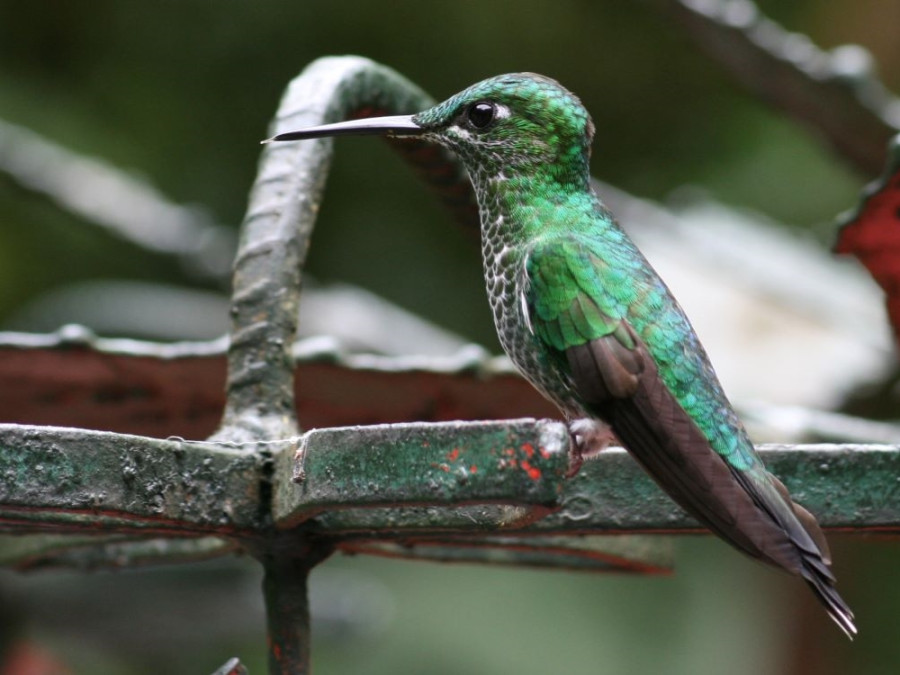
566,330,856,636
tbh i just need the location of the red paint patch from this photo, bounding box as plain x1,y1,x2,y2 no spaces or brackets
497,457,518,471
521,460,541,481
470,465,478,474
447,448,460,462
539,446,551,459
521,442,535,458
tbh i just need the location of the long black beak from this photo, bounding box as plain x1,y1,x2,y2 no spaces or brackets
262,114,423,143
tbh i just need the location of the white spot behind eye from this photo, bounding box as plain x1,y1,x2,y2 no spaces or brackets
493,104,511,120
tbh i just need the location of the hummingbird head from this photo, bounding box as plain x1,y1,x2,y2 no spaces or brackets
412,73,595,180
267,73,595,189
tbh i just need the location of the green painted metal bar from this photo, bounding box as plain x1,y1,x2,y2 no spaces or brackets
274,419,569,527
529,442,900,535
275,421,900,535
4,419,900,543
0,424,265,535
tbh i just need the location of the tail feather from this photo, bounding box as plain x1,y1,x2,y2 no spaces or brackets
736,465,855,637
803,560,857,639
565,334,857,637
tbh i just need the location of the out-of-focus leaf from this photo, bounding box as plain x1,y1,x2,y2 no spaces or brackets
835,135,900,341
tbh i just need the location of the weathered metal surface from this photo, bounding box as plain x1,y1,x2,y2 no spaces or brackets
278,426,900,536
313,504,540,534
259,545,333,675
0,424,264,535
760,444,900,531
0,328,555,440
0,328,555,439
0,534,236,571
274,419,569,526
527,444,900,535
339,534,671,575
0,328,229,439
11,420,895,567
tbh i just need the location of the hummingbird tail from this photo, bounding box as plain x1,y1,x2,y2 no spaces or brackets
800,552,857,639
565,335,857,637
804,572,857,639
766,475,857,638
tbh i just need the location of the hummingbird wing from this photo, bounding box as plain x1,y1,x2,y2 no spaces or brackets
523,235,855,636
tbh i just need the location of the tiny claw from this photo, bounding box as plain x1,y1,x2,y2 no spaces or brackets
565,449,584,479
566,418,616,477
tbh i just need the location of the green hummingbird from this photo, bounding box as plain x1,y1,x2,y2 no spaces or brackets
268,72,855,636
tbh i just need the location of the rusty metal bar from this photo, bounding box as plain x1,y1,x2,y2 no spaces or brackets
257,541,332,675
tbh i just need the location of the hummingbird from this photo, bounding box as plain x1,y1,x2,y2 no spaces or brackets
267,72,856,636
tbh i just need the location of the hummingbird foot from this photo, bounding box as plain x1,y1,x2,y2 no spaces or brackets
566,417,617,477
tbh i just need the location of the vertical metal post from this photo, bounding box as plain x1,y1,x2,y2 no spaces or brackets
259,540,333,675
263,556,312,674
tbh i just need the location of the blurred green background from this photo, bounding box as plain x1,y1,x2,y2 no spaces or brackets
0,1,898,673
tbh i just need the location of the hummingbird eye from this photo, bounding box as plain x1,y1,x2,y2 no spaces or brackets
466,102,496,129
